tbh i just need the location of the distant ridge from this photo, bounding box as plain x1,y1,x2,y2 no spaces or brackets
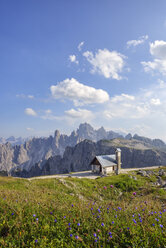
0,123,166,177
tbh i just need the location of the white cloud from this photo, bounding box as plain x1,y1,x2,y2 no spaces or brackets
101,81,166,123
111,93,135,103
45,109,52,114
83,49,126,80
65,108,93,119
150,98,161,105
69,54,79,64
50,78,109,106
142,40,166,75
26,127,34,131
127,35,148,48
25,108,37,116
78,41,84,51
16,94,34,99
27,95,34,99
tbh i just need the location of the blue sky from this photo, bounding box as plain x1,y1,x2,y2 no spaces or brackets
1,0,166,140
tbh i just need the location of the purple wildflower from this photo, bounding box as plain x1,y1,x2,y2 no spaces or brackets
101,222,104,226
70,234,73,237
160,224,163,228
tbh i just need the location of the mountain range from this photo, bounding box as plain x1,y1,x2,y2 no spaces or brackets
0,123,166,177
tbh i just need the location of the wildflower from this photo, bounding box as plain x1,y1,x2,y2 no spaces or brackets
109,232,112,235
101,222,104,226
115,215,117,218
36,218,38,221
54,219,57,222
33,214,36,217
75,235,79,239
127,227,130,230
64,216,66,219
155,218,159,222
93,233,97,237
91,207,93,210
70,234,73,237
110,185,113,188
50,212,53,215
133,192,136,196
98,209,101,213
11,213,14,216
71,204,74,207
35,239,38,243
152,223,155,226
132,219,137,224
68,223,71,226
160,224,163,228
112,221,114,224
104,186,107,189
77,223,80,226
94,239,98,242
107,207,109,210
118,207,121,210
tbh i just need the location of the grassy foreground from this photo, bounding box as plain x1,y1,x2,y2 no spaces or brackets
0,170,165,247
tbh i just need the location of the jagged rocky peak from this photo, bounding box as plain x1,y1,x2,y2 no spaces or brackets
6,136,16,142
77,123,95,139
96,126,107,140
54,130,61,138
125,133,132,140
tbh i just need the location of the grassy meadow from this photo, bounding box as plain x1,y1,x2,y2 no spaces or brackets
0,170,165,247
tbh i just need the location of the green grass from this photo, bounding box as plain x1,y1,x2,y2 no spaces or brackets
0,170,165,247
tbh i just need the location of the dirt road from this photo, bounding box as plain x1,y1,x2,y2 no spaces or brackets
27,166,165,181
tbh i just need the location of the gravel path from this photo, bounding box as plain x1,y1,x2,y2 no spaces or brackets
27,166,165,180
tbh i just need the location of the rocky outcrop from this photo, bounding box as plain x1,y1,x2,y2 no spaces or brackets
0,123,124,174
11,139,166,178
1,123,166,177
